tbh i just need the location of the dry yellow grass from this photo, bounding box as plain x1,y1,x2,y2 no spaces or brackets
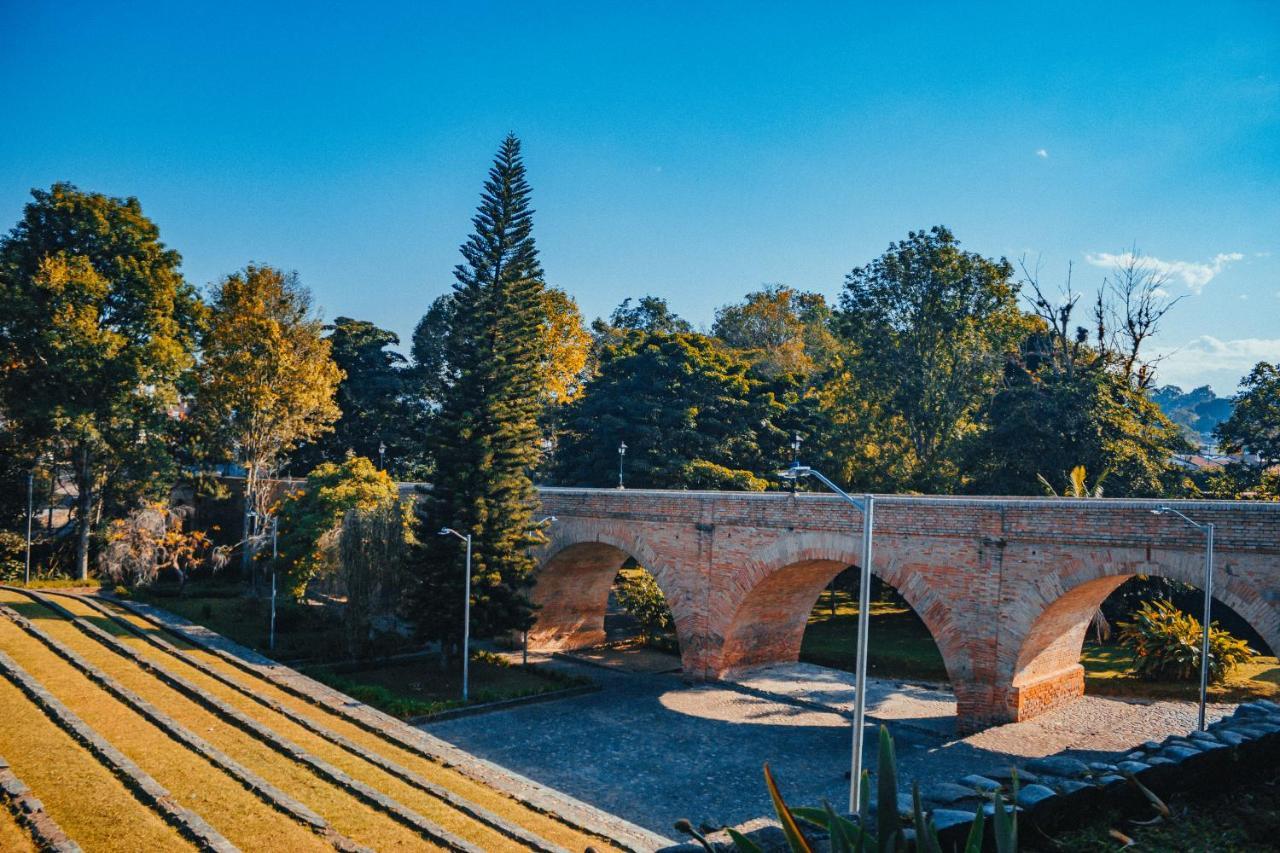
0,592,444,852
0,801,39,853
47,595,522,852
97,597,620,852
0,670,190,852
0,615,330,853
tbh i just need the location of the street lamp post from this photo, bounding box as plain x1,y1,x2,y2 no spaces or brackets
439,527,473,701
617,441,627,489
779,462,875,814
269,516,279,652
1151,505,1215,731
378,441,386,471
25,471,34,585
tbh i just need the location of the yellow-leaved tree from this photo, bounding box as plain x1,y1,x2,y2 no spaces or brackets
193,265,343,573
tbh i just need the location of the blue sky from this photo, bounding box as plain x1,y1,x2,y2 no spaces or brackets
2,2,1277,392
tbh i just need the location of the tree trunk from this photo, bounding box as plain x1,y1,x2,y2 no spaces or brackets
74,446,92,580
241,463,256,579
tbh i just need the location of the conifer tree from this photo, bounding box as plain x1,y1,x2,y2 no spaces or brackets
411,135,548,652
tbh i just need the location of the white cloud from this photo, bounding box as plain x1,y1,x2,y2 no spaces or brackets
1155,335,1280,391
1084,251,1243,294
1035,148,1049,159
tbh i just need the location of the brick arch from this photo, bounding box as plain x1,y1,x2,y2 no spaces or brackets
1004,545,1280,721
528,521,694,667
711,533,966,685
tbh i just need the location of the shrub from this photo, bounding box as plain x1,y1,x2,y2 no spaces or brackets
0,530,25,582
1118,599,1253,683
274,456,404,598
616,569,674,643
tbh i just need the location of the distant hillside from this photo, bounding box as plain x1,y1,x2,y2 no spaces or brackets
1151,384,1234,446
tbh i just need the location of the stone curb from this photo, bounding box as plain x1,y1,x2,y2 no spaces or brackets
0,602,369,853
0,758,82,853
61,592,564,853
406,682,600,725
115,596,674,852
18,590,484,853
679,700,1280,851
0,648,237,853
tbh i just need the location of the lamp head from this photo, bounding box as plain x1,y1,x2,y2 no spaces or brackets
777,464,813,481
438,527,452,536
1151,506,1171,516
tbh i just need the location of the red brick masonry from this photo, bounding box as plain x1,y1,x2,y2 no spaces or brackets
529,489,1280,733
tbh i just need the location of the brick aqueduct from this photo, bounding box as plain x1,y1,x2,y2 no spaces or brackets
527,488,1280,732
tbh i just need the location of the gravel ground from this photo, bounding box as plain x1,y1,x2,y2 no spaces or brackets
424,653,1233,836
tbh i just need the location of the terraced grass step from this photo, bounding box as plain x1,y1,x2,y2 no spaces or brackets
0,590,448,853
0,755,64,853
64,593,571,853
0,605,345,852
107,595,638,851
0,655,195,852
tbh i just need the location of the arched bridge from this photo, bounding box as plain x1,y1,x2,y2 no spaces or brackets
529,488,1280,732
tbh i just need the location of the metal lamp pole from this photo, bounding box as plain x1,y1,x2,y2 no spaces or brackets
269,516,279,652
25,471,34,584
1151,505,1215,731
617,441,627,489
378,441,386,471
779,462,875,814
439,527,473,701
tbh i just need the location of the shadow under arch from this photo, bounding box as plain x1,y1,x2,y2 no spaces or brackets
528,528,689,668
714,537,967,687
1011,562,1280,709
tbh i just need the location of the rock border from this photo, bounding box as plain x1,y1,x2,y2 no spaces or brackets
0,648,236,853
14,589,484,853
56,591,564,853
112,595,673,852
663,699,1280,851
0,602,368,852
0,756,82,853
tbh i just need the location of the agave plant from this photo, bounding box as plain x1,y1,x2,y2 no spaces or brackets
678,726,1017,852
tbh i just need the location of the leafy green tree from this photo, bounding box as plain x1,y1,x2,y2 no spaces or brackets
832,226,1030,492
616,569,674,644
555,331,775,488
290,317,411,476
965,363,1185,497
193,265,343,572
339,500,410,660
275,455,402,598
410,135,549,651
713,285,836,379
605,295,691,334
0,184,202,578
1217,362,1280,464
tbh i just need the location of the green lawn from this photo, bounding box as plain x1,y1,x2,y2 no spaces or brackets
802,589,1280,702
133,585,358,662
800,591,950,682
1081,641,1280,703
131,583,589,719
304,655,588,719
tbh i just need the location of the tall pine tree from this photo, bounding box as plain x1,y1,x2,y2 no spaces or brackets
411,135,547,652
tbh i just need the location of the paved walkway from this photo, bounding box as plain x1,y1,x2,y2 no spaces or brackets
424,653,1233,836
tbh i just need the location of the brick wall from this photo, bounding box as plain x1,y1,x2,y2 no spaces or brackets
533,488,1280,731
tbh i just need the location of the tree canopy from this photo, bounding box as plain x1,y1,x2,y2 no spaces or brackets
409,135,549,649
0,183,202,576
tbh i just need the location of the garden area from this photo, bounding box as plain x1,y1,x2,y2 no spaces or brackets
129,580,589,720
800,574,1280,702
